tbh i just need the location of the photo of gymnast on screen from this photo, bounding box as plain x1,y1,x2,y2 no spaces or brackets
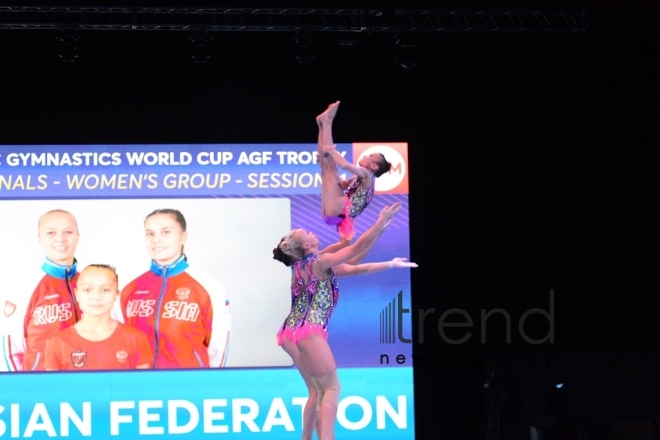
0,198,293,372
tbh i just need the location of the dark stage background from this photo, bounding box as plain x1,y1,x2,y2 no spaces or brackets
0,1,656,438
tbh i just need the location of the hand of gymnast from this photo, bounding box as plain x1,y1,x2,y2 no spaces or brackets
378,202,402,229
389,257,419,269
320,144,337,154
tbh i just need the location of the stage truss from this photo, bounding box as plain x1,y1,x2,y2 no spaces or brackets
0,6,587,32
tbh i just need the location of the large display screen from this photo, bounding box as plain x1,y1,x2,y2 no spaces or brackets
0,143,413,439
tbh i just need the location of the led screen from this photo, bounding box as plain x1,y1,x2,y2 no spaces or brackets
0,143,413,439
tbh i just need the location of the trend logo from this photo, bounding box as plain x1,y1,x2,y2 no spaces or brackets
380,291,411,344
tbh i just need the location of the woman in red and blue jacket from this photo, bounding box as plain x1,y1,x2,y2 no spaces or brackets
120,209,231,369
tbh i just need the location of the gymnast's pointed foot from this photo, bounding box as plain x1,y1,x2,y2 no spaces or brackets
316,100,341,127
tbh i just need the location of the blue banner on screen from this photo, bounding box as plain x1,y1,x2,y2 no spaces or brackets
0,368,413,439
0,143,408,197
0,143,413,439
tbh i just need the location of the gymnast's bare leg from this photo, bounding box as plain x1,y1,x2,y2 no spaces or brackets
297,334,340,440
316,101,346,222
281,340,320,440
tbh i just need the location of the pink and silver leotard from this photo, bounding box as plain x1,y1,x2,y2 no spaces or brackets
336,173,376,240
295,254,340,342
276,259,309,346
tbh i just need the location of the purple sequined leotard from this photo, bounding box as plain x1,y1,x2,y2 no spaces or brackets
295,254,340,342
276,258,308,345
346,173,376,219
334,173,376,241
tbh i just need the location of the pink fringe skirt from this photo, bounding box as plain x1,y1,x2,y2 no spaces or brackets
276,327,296,346
323,197,354,241
295,323,328,343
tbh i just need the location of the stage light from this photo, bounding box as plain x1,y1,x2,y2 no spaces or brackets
294,31,315,64
555,382,563,389
57,30,79,63
189,31,212,64
394,33,418,70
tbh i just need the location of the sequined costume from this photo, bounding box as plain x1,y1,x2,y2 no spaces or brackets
275,258,309,346
326,173,376,241
295,254,340,342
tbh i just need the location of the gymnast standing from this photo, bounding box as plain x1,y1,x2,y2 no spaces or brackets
275,203,414,440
